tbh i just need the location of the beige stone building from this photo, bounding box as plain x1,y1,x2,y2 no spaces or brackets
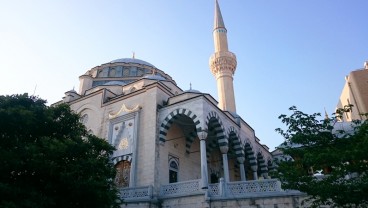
336,61,368,121
57,1,304,207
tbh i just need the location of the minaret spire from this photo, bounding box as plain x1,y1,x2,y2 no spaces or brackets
214,0,225,30
210,0,237,112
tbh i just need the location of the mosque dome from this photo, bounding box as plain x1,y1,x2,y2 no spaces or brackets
109,58,156,68
81,57,175,91
183,83,201,93
184,89,201,93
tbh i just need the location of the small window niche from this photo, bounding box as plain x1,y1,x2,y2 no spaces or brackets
168,155,179,183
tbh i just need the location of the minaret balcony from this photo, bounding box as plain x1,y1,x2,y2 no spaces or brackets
209,51,237,76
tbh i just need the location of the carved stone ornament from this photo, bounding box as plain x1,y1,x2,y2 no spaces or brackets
209,51,237,76
109,104,141,119
118,138,129,150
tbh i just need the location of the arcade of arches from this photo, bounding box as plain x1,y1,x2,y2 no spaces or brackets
160,110,272,187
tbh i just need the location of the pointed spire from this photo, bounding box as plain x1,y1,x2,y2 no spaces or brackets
324,108,329,120
214,0,226,30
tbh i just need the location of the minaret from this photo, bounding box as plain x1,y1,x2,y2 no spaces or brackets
209,0,237,113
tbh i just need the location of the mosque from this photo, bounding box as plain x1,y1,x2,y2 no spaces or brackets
57,1,304,207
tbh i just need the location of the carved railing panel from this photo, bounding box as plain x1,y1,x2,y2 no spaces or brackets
207,179,283,197
208,183,220,197
160,179,201,197
227,179,282,196
120,186,152,201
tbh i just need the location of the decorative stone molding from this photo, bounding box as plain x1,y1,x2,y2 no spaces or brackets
109,104,141,119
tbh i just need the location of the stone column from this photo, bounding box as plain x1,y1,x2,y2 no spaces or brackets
237,157,246,181
251,165,258,180
198,131,209,189
220,146,230,182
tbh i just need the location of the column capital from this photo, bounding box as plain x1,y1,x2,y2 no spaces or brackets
198,130,208,140
237,156,245,164
220,145,228,154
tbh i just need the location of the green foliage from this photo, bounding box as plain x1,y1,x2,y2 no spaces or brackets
0,94,120,208
274,106,368,208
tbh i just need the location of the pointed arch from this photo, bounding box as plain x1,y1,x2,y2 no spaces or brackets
112,154,133,165
244,143,256,168
267,158,275,172
159,108,201,153
257,152,268,177
205,111,227,154
227,127,244,159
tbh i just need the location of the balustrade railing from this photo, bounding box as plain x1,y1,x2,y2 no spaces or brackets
160,179,202,197
207,183,220,197
120,186,152,201
207,179,283,198
120,179,284,201
227,179,282,195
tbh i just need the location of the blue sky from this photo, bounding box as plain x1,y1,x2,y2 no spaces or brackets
1,0,367,150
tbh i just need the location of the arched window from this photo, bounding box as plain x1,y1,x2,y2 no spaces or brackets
98,68,108,77
123,67,130,76
80,114,88,125
115,160,131,188
109,68,116,77
169,159,179,183
130,67,137,76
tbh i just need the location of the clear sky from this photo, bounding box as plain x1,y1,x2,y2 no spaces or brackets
1,0,367,150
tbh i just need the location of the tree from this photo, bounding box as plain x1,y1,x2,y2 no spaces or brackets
274,106,368,208
0,94,120,208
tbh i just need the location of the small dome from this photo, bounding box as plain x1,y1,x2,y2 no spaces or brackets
66,89,78,94
183,84,201,94
184,89,201,93
143,74,166,81
109,58,155,68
